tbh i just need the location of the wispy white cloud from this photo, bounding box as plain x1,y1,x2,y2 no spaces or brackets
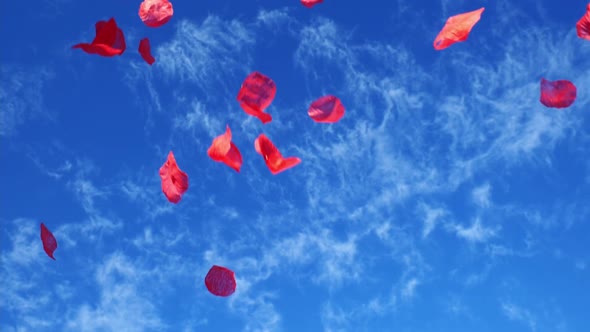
321,302,352,332
270,230,360,286
123,61,163,133
472,183,492,208
119,177,174,220
26,150,72,180
0,65,54,137
0,219,65,329
0,217,199,332
256,8,295,31
4,219,44,267
172,100,224,138
65,159,109,213
66,253,165,332
40,0,72,18
418,203,447,238
501,302,538,332
401,277,420,299
156,17,255,89
233,292,282,332
56,159,123,246
450,218,499,243
444,294,471,317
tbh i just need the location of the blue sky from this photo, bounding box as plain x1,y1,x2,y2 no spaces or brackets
1,0,589,331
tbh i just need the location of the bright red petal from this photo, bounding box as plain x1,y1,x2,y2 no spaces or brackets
138,38,156,65
308,95,345,123
254,134,301,175
237,72,276,124
208,126,232,161
92,20,117,45
73,18,126,57
433,8,485,50
40,223,57,260
225,143,243,173
301,0,323,8
205,265,236,297
540,78,577,109
159,151,189,203
139,0,174,28
576,4,590,40
207,125,243,172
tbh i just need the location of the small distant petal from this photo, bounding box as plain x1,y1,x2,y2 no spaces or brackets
205,265,236,297
138,38,155,65
40,223,57,260
139,0,174,28
540,78,577,109
308,95,345,123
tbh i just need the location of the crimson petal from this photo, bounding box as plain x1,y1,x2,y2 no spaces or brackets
138,38,155,65
205,265,236,297
72,18,126,57
40,223,57,260
308,95,345,123
540,78,577,109
254,134,301,175
207,125,243,172
237,72,276,124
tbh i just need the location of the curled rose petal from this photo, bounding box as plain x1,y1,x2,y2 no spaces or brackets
237,72,276,124
207,125,243,172
159,151,189,203
308,95,345,123
72,18,126,57
254,134,301,175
